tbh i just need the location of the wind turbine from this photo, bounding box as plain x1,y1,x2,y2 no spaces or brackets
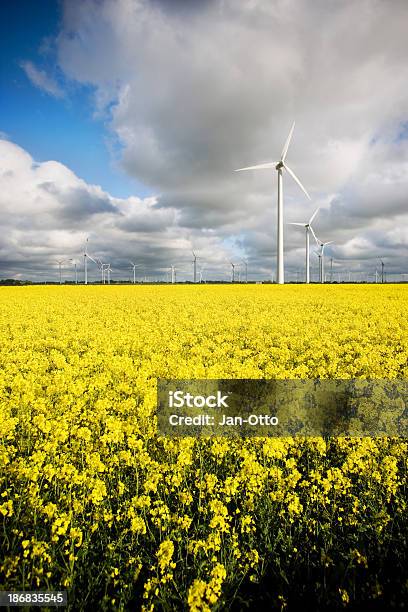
241,259,248,283
235,121,310,284
101,263,107,284
96,259,107,284
57,259,73,285
130,262,142,284
315,239,333,283
192,252,197,283
56,259,72,285
72,260,78,284
171,265,176,284
57,260,64,285
230,262,235,283
378,257,385,283
83,239,99,285
289,208,319,283
84,239,89,285
199,265,206,283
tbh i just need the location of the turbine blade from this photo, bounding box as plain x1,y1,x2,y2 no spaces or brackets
309,226,319,245
281,121,295,162
324,241,334,246
235,161,277,172
283,163,311,199
289,222,306,226
308,207,319,225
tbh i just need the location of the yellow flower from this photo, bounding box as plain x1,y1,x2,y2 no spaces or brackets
130,516,147,535
156,540,175,573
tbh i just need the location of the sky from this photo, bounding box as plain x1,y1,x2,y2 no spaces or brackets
1,0,408,283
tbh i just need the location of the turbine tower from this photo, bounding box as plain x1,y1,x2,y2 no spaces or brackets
314,250,322,283
84,239,89,285
289,208,319,283
235,121,310,284
192,252,197,283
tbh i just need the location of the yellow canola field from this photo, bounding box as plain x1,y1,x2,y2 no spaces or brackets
0,285,407,611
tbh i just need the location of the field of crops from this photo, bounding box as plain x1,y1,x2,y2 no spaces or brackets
0,285,407,610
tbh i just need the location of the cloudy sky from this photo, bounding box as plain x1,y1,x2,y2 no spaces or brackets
1,0,408,282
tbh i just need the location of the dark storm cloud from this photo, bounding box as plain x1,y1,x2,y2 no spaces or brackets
39,182,120,220
149,0,215,16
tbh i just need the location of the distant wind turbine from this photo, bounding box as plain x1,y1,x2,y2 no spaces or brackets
83,239,99,285
56,259,72,285
130,262,142,284
289,208,319,283
241,259,248,283
230,262,235,283
378,257,385,283
235,121,310,284
192,252,197,283
96,259,108,284
72,260,78,284
315,239,333,283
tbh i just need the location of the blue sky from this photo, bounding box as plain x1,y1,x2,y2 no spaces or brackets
0,0,150,199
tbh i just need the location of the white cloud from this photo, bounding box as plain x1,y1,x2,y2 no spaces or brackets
0,139,235,281
20,60,64,98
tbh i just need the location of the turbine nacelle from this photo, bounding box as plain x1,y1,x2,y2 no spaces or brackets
234,120,310,202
